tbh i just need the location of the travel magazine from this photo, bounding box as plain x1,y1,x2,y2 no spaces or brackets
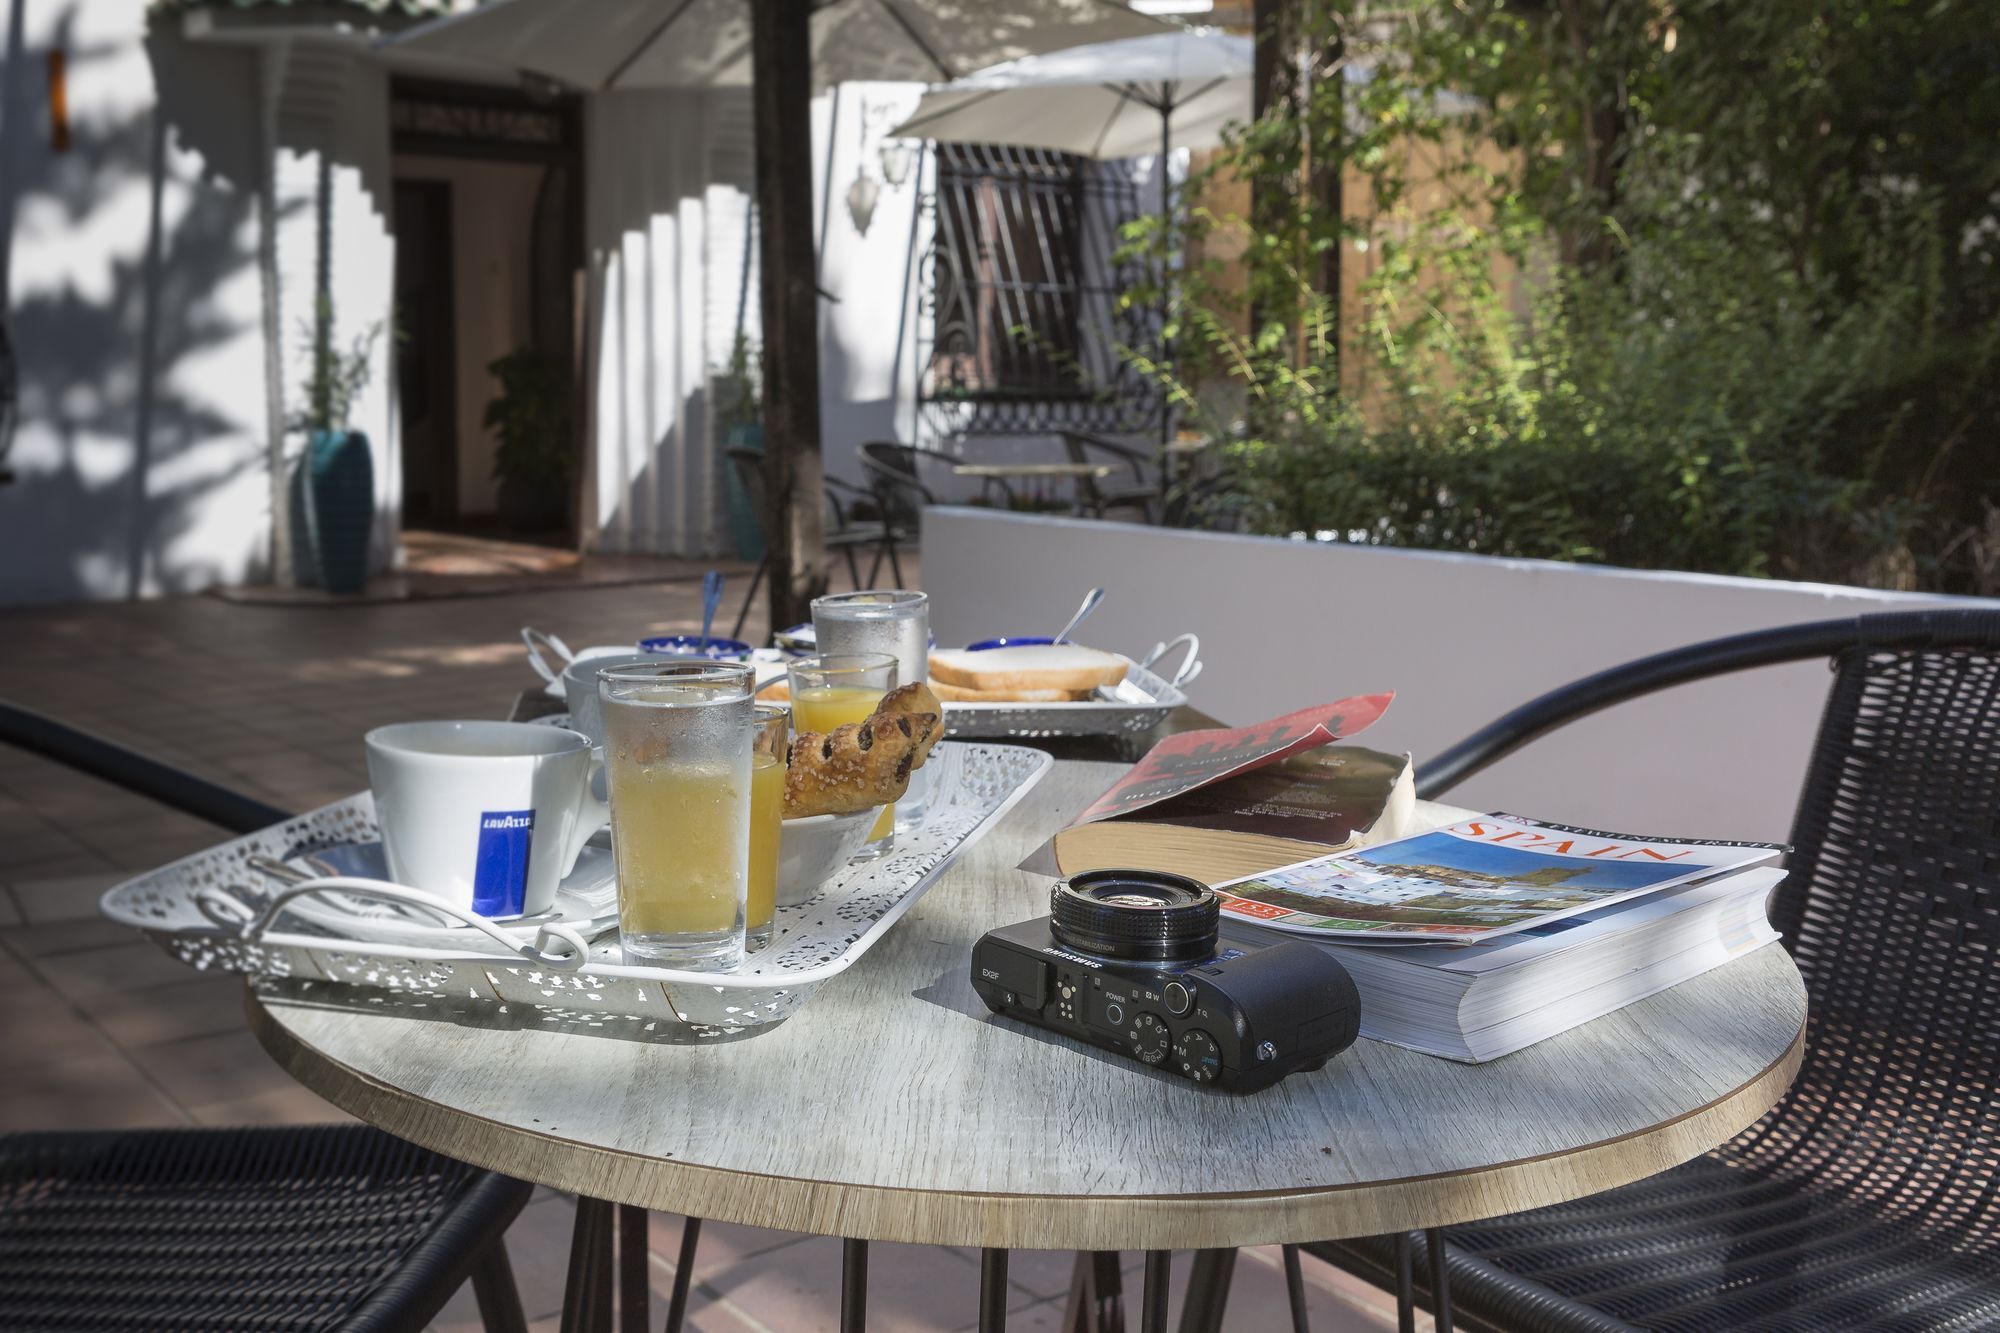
1216,813,1783,944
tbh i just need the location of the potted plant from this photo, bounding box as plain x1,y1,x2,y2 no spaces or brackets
289,305,382,594
486,348,573,534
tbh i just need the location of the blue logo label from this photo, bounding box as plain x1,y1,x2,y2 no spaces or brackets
472,810,536,916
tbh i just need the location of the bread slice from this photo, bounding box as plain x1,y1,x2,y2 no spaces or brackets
929,645,1128,695
930,679,1091,704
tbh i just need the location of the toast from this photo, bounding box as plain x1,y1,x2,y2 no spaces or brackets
928,644,1128,696
930,679,1093,704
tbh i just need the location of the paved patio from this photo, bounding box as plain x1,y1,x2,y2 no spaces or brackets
0,558,1419,1331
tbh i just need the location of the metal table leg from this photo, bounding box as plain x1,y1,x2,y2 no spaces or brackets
1425,1229,1454,1333
559,1196,614,1333
1280,1244,1309,1333
979,1249,1010,1333
1140,1251,1170,1333
1061,1251,1127,1333
842,1238,869,1333
1177,1249,1236,1333
618,1204,648,1333
664,1216,703,1333
1393,1232,1415,1333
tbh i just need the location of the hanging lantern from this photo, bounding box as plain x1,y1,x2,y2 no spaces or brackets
845,170,881,236
879,141,913,188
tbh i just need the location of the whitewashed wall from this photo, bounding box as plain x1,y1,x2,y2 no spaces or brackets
922,508,2000,843
0,9,397,605
0,1,273,603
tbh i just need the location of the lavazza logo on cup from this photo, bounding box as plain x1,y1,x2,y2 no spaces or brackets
473,809,537,917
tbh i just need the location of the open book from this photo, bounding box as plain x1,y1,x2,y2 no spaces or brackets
1217,813,1783,944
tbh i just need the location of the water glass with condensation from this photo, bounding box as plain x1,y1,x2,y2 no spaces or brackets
598,661,755,971
812,591,931,833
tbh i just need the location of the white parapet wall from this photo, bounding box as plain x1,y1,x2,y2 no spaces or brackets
923,507,1999,843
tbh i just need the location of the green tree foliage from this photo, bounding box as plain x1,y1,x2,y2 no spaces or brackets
1162,0,2000,591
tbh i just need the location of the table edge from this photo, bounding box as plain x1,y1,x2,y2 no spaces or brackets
245,972,1807,1250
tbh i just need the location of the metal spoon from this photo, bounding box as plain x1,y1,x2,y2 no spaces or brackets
698,570,724,651
1053,587,1106,645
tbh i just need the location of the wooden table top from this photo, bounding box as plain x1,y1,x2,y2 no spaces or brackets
246,754,1806,1251
953,462,1118,479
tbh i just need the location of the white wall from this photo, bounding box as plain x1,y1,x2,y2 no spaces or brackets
922,508,2000,843
813,81,928,492
393,153,541,517
0,10,399,605
0,0,272,603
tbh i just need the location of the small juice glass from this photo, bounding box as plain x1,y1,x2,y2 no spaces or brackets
788,652,898,858
812,591,931,835
746,704,787,950
598,660,756,971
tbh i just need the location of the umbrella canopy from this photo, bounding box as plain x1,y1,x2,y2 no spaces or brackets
887,28,1250,161
390,0,1168,91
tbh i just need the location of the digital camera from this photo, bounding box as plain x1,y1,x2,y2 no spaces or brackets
970,869,1361,1093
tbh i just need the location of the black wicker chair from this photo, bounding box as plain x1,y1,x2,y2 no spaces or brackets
1307,608,2000,1332
0,703,534,1333
0,1124,531,1332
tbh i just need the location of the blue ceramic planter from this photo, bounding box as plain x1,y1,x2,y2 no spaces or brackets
297,429,374,595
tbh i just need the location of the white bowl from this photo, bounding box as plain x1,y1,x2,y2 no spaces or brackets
776,807,881,905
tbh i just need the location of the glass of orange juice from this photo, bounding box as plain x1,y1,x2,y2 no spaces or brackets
746,705,787,950
788,652,898,859
598,660,756,971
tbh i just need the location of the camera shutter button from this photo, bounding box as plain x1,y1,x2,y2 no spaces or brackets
1164,979,1194,1017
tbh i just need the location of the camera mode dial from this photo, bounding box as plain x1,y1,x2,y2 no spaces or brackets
1129,1012,1170,1064
1173,1029,1223,1084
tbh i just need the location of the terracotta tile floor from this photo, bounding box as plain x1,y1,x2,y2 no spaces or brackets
0,555,1415,1331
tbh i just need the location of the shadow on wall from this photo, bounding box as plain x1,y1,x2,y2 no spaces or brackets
1,6,272,604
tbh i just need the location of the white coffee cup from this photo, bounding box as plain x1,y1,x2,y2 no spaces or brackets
364,720,609,919
562,652,686,748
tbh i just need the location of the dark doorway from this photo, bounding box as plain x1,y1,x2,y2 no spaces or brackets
388,78,584,542
393,179,457,527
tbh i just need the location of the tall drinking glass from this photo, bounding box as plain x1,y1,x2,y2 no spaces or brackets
812,591,931,833
598,661,756,971
787,651,898,858
746,704,788,951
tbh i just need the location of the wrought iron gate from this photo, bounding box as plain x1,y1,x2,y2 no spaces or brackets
916,144,1161,440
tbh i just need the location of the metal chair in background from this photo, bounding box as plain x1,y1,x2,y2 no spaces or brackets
1059,430,1163,522
725,446,896,639
1307,609,2000,1331
857,440,1016,572
0,702,535,1333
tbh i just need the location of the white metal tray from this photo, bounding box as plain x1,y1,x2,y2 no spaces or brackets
100,741,1051,1036
941,635,1204,739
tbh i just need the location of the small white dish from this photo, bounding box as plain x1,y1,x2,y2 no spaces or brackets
777,807,881,906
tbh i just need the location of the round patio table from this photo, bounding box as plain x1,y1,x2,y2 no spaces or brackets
246,756,1806,1333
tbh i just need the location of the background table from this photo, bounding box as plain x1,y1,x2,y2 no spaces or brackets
248,753,1805,1329
952,463,1119,479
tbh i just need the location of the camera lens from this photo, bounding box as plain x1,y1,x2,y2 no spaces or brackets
1050,869,1219,964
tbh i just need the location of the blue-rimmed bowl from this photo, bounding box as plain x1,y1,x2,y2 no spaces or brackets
638,634,754,660
965,635,1057,652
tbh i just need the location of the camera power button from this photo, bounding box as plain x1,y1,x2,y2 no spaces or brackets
1164,980,1194,1017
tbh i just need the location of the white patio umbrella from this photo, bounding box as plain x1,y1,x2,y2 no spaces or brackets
387,0,1167,630
888,27,1251,206
389,0,1168,91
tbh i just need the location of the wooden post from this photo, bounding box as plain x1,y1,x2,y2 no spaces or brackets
749,0,827,634
1250,0,1302,354
1308,25,1343,380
